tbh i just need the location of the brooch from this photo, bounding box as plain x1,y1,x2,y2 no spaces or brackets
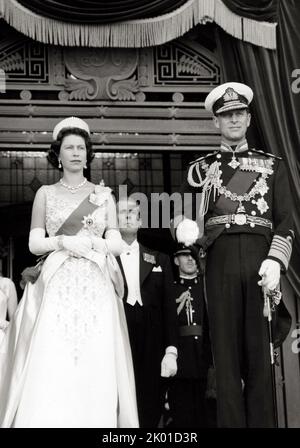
82,214,95,229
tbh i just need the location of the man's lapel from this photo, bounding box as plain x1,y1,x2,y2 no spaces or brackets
116,256,128,300
139,244,157,286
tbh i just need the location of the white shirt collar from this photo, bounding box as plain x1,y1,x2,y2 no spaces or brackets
122,238,139,253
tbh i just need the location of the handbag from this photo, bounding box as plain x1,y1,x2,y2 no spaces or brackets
106,252,124,300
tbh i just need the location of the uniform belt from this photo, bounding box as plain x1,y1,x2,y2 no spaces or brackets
179,324,202,337
205,214,273,229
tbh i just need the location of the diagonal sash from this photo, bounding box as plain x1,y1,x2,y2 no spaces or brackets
55,194,99,236
215,169,260,213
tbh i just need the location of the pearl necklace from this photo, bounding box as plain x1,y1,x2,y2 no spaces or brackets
59,177,87,193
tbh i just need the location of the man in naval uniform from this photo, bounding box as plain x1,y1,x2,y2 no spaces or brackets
175,82,294,428
167,244,213,428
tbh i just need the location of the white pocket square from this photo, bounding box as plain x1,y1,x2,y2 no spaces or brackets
152,266,162,272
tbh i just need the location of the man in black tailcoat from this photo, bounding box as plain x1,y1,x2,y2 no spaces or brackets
117,198,178,428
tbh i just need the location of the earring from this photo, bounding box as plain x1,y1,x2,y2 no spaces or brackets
58,159,62,169
84,163,87,169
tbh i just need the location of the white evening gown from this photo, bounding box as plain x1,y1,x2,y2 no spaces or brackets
13,186,120,428
0,288,8,345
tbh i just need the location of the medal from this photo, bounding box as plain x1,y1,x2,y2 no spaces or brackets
228,154,240,169
256,197,269,215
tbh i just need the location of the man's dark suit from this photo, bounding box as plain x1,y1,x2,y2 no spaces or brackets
117,243,177,428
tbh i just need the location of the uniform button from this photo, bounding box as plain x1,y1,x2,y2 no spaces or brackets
225,223,231,229
194,336,198,340
251,211,256,216
217,154,221,159
250,223,255,228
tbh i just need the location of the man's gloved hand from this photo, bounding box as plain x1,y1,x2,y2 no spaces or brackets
258,259,281,291
161,347,178,377
62,235,92,258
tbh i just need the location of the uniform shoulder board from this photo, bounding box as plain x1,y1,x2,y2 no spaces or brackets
251,148,282,160
189,150,220,165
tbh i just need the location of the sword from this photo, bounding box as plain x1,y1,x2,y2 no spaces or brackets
263,286,280,428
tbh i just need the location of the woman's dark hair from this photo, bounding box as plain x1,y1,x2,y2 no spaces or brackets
47,127,94,170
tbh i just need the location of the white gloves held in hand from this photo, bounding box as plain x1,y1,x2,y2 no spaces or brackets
258,259,281,291
61,235,92,258
161,348,178,378
176,218,199,247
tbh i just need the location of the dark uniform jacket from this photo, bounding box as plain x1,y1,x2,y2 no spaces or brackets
180,142,294,271
170,276,211,379
177,141,294,346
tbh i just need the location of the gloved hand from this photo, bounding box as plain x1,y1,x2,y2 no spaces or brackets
258,259,281,291
91,230,123,256
29,228,61,256
161,353,177,378
62,235,92,258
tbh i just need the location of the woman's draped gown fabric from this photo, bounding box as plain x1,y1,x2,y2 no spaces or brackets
0,288,9,345
0,185,138,428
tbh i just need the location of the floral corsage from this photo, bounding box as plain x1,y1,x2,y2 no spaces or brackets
89,180,112,207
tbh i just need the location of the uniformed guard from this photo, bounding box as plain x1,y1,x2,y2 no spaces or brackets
175,82,294,428
166,244,213,428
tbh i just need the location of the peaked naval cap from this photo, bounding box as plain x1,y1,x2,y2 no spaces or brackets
205,82,253,115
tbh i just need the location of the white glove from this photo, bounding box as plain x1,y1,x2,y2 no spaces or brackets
161,348,178,377
176,218,199,247
29,228,61,256
91,229,123,256
62,235,92,258
258,259,281,291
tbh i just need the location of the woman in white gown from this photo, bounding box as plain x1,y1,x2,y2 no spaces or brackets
0,117,138,428
0,275,18,345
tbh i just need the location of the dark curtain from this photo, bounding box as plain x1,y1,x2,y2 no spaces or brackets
215,2,300,297
16,0,188,23
222,0,278,21
16,0,279,23
277,0,300,166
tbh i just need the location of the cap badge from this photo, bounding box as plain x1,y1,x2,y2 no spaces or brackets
223,87,239,102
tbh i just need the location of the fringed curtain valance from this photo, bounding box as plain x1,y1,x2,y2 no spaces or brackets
14,0,190,23
0,0,277,49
